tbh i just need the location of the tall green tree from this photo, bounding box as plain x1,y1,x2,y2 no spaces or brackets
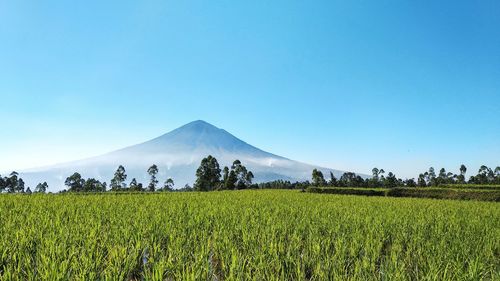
438,168,447,185
17,178,26,193
7,172,19,193
457,164,467,183
405,178,417,187
163,178,174,191
384,172,398,188
147,164,159,192
35,182,49,193
221,166,230,189
221,161,254,190
224,170,237,190
378,169,386,182
232,160,246,189
428,167,437,186
0,175,5,192
312,169,326,187
417,173,427,187
338,172,361,187
83,178,106,192
329,172,338,187
129,178,143,192
194,155,221,191
369,168,382,187
474,165,494,184
65,172,85,192
232,160,253,189
110,165,127,191
245,171,254,187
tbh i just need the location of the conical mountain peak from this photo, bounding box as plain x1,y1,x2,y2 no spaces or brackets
19,120,348,191
174,120,220,132
147,120,250,151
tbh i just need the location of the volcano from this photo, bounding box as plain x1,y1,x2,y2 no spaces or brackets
20,120,350,191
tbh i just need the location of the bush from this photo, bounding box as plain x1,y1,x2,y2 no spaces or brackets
387,188,500,202
306,187,386,197
307,187,500,202
437,184,500,190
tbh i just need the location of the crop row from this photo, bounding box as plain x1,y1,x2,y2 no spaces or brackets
0,190,498,280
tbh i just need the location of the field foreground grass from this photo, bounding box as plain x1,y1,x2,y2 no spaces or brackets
0,190,498,280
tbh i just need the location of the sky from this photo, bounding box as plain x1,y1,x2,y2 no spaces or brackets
0,0,499,179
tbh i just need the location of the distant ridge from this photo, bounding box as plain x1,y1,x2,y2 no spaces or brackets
20,120,354,191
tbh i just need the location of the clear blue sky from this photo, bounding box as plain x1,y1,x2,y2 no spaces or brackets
1,0,499,178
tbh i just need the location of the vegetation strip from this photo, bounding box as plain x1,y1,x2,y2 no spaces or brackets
306,187,500,202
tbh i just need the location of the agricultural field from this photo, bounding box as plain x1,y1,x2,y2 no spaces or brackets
0,190,498,280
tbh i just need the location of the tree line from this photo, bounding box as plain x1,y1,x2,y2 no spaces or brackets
1,162,498,193
63,164,175,192
0,155,254,193
311,164,500,188
193,156,256,191
0,172,49,194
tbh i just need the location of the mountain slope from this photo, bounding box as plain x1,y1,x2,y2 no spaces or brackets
20,120,352,191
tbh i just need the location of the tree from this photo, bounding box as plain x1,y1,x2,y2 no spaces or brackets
16,178,25,193
147,164,159,192
258,180,310,190
25,187,32,194
194,155,221,191
379,169,386,182
0,176,5,192
460,164,467,176
495,167,500,184
129,178,137,191
129,178,143,192
447,172,454,183
369,168,382,187
438,168,447,185
83,178,106,192
163,178,174,191
232,160,251,189
232,160,244,188
224,170,237,190
384,172,398,188
35,182,49,193
471,165,493,184
417,173,427,187
110,165,127,191
428,167,437,186
222,166,229,189
245,171,254,186
312,169,326,187
65,172,85,192
329,172,338,187
457,164,467,183
221,160,254,190
180,184,193,192
405,178,417,187
6,171,19,193
338,172,364,187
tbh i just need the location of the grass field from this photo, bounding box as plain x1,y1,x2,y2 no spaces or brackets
0,190,498,280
